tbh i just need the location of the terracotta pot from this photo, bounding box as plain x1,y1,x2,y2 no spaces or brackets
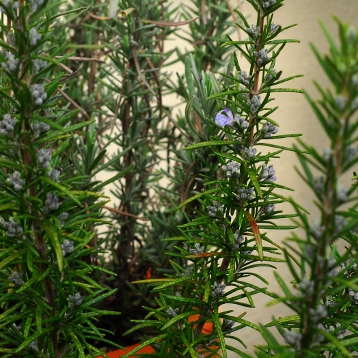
96,320,217,358
97,342,155,357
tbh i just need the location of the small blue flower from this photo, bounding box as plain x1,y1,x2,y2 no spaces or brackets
3,217,23,237
284,331,302,350
236,187,254,201
222,161,241,178
206,200,224,217
263,121,278,138
1,51,19,73
8,270,24,286
222,319,236,334
270,23,280,35
7,171,24,191
32,59,47,74
29,28,41,46
189,243,204,255
215,108,234,127
264,204,275,214
166,307,179,317
210,282,226,298
345,144,357,162
233,231,244,249
0,114,16,136
309,305,327,323
68,292,84,308
44,192,59,213
246,25,260,39
30,84,47,106
61,239,74,257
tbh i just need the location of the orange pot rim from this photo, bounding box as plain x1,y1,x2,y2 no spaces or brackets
96,321,214,357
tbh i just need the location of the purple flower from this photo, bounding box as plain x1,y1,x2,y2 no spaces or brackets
215,108,234,127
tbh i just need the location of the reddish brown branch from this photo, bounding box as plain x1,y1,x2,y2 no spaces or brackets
249,11,265,146
102,206,149,221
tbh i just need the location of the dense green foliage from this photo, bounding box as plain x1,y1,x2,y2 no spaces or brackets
0,0,357,357
258,19,358,358
0,1,120,356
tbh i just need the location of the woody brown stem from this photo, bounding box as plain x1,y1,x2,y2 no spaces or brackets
22,111,60,358
18,0,59,354
248,11,265,147
299,88,348,356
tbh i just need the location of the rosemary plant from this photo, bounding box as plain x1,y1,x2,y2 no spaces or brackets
29,0,239,350
0,1,120,356
174,0,237,72
94,0,182,345
1,0,358,357
126,1,303,357
40,0,183,348
161,0,240,232
257,18,358,358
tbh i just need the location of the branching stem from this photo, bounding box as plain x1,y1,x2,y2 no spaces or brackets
249,10,265,146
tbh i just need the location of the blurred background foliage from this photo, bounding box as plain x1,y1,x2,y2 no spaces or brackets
48,0,241,348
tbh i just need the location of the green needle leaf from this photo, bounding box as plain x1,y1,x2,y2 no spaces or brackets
245,211,263,261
